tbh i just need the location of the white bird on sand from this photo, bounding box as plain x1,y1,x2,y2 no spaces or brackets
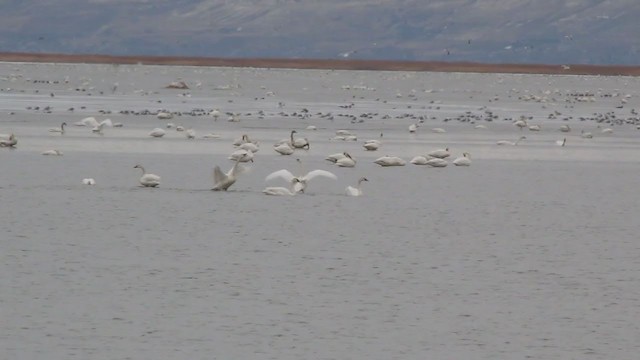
149,128,166,138
425,158,448,167
273,142,294,155
346,177,368,196
49,122,67,134
0,134,17,147
289,130,310,149
228,149,254,163
556,138,567,147
82,178,96,185
335,152,356,167
453,152,472,166
374,156,406,167
265,159,337,193
133,164,161,187
212,159,249,191
41,149,63,156
427,148,451,159
497,136,526,146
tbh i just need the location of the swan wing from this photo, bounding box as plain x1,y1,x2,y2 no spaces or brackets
265,169,295,183
303,169,337,182
100,119,114,127
213,165,227,185
76,116,99,127
229,162,249,177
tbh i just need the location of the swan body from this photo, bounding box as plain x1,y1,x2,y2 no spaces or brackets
346,177,368,196
427,148,450,159
306,125,317,130
497,136,526,146
175,125,185,132
91,119,113,135
326,152,347,163
274,142,294,155
238,142,259,153
514,119,528,130
265,160,337,193
82,178,96,185
528,124,541,131
74,116,98,127
0,134,17,147
49,122,66,134
581,130,593,139
210,109,220,120
410,155,430,165
556,138,567,147
453,152,471,166
157,111,173,120
559,124,571,132
263,186,297,196
363,140,381,151
374,156,406,167
431,127,446,133
185,128,196,139
290,130,310,149
425,158,448,167
41,149,63,156
228,149,254,163
212,160,248,191
335,153,356,167
149,128,166,138
601,128,613,134
134,164,161,187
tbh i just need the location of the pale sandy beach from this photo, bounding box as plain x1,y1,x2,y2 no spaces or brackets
1,61,640,359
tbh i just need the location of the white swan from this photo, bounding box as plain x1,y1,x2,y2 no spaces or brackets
425,158,448,167
41,149,63,156
346,177,368,196
82,178,96,185
363,139,381,151
289,130,310,149
185,128,196,139
514,119,528,130
149,128,166,138
326,152,347,163
559,124,571,132
431,128,446,133
210,109,220,121
74,116,98,127
453,152,471,166
49,122,66,134
133,164,161,187
427,148,450,159
556,138,567,147
212,160,248,191
410,155,430,165
91,119,113,135
233,134,253,146
581,130,593,139
0,134,17,147
374,156,406,167
263,179,301,196
496,136,526,146
273,142,294,155
157,111,173,120
238,142,259,153
335,152,356,167
528,124,541,131
408,123,418,133
228,149,254,163
265,159,337,193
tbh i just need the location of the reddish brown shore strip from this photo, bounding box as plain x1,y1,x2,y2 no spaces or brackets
1,52,639,76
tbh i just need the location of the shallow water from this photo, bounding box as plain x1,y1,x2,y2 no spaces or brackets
2,62,640,359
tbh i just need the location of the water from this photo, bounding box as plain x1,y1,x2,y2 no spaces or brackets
1,62,640,359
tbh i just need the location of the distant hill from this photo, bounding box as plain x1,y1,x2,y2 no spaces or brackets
1,0,638,65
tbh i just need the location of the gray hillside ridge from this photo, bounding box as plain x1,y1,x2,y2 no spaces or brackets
0,0,638,65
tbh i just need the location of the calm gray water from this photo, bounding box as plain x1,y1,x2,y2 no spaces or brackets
2,62,640,359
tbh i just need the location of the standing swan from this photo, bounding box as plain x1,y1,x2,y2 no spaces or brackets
133,164,161,187
212,159,248,191
265,159,337,193
346,177,368,196
49,122,67,134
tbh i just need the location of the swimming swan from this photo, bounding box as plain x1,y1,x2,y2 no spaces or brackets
273,142,294,155
496,136,526,146
212,160,248,191
134,164,161,187
346,177,368,196
49,122,67,134
265,159,337,193
453,152,471,166
335,152,356,167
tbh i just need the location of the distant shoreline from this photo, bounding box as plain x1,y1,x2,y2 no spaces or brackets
1,52,639,76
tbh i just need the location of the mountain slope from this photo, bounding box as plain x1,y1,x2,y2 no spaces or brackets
0,0,638,65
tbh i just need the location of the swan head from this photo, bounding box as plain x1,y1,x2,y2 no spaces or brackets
133,164,142,169
291,130,297,134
